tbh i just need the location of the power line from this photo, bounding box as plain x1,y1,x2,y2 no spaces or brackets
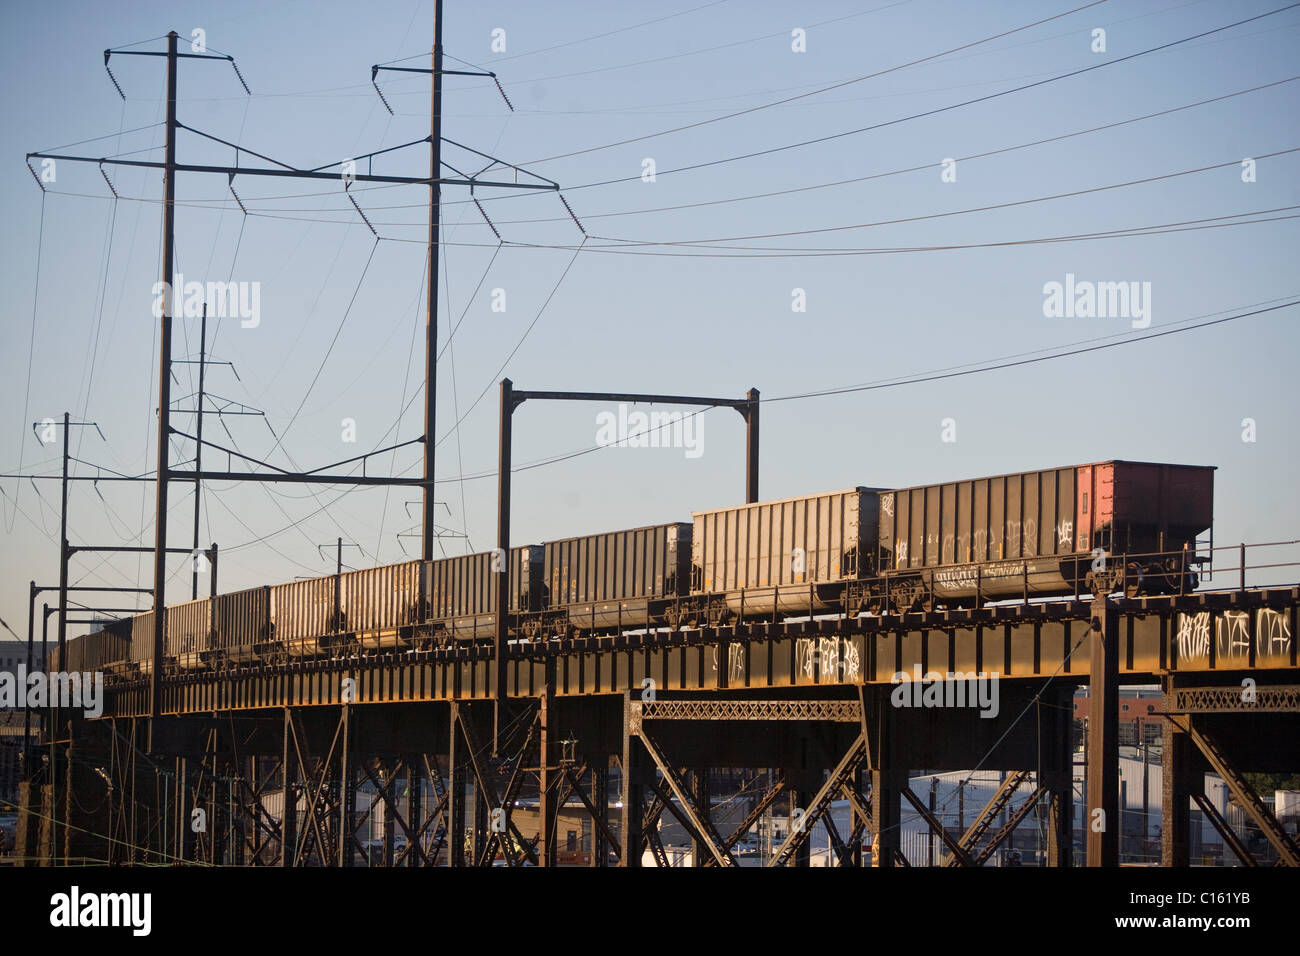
586,147,1300,248
523,3,1300,186
482,0,737,65
517,0,1109,166
363,203,1300,256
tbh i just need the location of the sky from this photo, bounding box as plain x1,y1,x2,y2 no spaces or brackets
1,0,1297,645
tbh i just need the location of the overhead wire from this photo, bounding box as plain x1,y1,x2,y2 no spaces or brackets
520,5,1300,188
586,147,1300,248
9,193,46,534
514,0,1109,165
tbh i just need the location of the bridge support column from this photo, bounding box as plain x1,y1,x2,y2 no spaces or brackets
1086,595,1119,866
619,692,645,867
868,688,903,867
1039,684,1076,866
448,702,467,867
784,773,812,867
338,706,354,867
690,767,711,867
538,691,554,867
1160,680,1192,866
281,709,297,867
406,753,422,867
591,757,609,867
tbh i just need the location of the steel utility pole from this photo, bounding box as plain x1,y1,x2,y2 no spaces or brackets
423,0,444,563
192,305,206,599
57,412,69,678
152,30,179,719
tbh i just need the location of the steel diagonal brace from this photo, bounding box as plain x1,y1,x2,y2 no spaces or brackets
546,762,589,858
645,823,671,868
396,794,445,867
839,779,873,829
1192,791,1257,867
701,775,787,868
1174,715,1299,866
641,782,681,868
845,820,867,865
972,787,1045,866
724,777,785,850
476,720,540,867
291,710,343,866
236,764,283,864
947,769,1030,864
770,734,868,868
362,760,423,865
564,765,622,861
457,710,520,867
903,788,975,867
647,779,713,866
822,809,853,866
418,755,452,866
456,709,537,867
638,729,737,867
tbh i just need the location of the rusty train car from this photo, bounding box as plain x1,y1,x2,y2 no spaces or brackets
56,460,1214,676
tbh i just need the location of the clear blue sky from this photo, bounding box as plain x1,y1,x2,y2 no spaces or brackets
2,0,1297,643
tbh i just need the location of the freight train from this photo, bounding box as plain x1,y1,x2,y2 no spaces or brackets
53,460,1214,679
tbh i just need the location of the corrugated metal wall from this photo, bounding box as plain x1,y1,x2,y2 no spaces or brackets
692,491,873,592
425,545,543,619
271,578,334,642
546,524,689,604
339,561,421,632
215,586,270,655
166,598,212,657
130,611,156,663
880,468,1077,570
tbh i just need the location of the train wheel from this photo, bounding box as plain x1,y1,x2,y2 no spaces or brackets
1159,558,1194,594
889,579,923,613
1124,562,1143,598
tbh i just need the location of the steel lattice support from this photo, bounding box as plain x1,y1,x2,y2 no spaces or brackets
1173,714,1300,866
771,736,868,867
1192,790,1257,866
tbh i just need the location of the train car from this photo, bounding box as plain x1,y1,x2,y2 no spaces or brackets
85,617,134,679
270,577,337,659
875,460,1214,608
691,488,882,620
61,460,1216,668
214,585,271,664
425,546,544,643
537,523,691,635
129,611,157,676
166,598,212,671
340,560,423,650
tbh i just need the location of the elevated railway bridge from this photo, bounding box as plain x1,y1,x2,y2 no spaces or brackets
18,582,1299,869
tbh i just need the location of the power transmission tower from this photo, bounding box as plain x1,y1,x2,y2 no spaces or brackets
27,19,571,718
